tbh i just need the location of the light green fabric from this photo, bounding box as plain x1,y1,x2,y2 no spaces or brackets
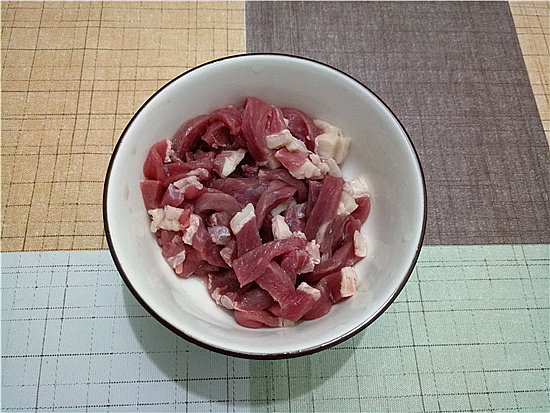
250,245,550,412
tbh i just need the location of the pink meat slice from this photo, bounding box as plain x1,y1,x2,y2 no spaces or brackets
234,218,262,257
351,195,371,224
207,269,243,309
303,175,344,242
284,202,307,233
210,178,268,206
259,168,308,203
255,180,297,229
280,249,308,281
143,140,169,181
300,240,355,283
281,107,322,152
305,181,322,220
172,114,211,159
301,284,332,320
210,105,242,136
163,153,215,186
232,236,307,286
202,120,231,149
255,261,295,304
191,217,228,268
265,106,287,135
194,191,243,217
140,180,165,210
277,286,320,322
241,97,272,164
317,214,349,255
234,309,280,328
234,286,275,311
207,211,233,228
274,147,308,171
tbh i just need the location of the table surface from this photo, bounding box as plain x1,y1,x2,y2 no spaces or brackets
1,2,549,412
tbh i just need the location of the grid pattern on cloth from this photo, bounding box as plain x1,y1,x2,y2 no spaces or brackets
509,1,550,145
2,246,548,412
249,244,550,413
246,1,550,246
0,1,245,252
1,250,251,412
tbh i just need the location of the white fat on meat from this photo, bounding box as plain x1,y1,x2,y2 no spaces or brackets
184,167,210,181
219,149,247,177
340,267,358,298
164,139,174,163
266,129,309,153
271,215,293,240
270,197,296,216
220,243,235,267
182,213,201,245
148,205,183,233
296,282,321,301
165,249,186,272
208,225,232,245
173,175,204,192
278,318,296,328
353,230,367,258
229,203,256,234
209,287,236,310
338,191,359,216
298,240,321,274
344,175,370,198
291,157,322,180
313,119,352,164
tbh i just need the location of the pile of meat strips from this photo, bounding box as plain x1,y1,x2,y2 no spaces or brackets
140,97,370,328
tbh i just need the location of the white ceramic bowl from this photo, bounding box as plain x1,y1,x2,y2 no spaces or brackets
104,54,426,359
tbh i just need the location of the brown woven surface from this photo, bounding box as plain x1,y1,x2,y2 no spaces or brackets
1,1,245,251
0,1,548,251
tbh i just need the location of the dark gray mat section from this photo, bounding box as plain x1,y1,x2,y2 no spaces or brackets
246,1,550,245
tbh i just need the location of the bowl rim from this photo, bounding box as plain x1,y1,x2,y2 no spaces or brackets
103,52,428,360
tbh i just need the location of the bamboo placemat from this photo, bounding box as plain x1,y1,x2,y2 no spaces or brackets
1,1,245,252
510,1,549,145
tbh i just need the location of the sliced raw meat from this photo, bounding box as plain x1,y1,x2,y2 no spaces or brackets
230,203,262,256
232,236,307,286
202,120,231,149
258,168,308,203
351,195,371,224
210,105,242,136
255,261,295,304
210,177,268,206
194,191,243,216
234,309,281,328
281,107,322,151
234,286,275,311
303,175,344,242
241,97,272,165
172,114,210,158
299,240,356,283
255,180,297,229
140,179,165,210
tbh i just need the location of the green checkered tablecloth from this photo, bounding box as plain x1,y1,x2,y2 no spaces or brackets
2,245,548,411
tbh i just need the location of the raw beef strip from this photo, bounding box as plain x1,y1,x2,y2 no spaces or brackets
304,175,344,242
190,217,228,268
232,236,307,286
210,177,267,206
269,283,321,322
300,240,356,283
143,140,170,181
202,120,231,149
163,152,215,186
207,269,243,309
213,149,247,177
351,195,371,224
274,148,319,180
210,105,242,136
230,203,262,256
284,202,307,232
258,168,308,203
234,285,275,311
194,191,243,217
241,97,272,164
281,107,322,151
140,179,165,210
172,114,210,158
234,309,281,328
255,261,295,304
255,180,297,229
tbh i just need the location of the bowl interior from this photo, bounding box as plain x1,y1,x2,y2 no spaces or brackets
104,54,426,358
